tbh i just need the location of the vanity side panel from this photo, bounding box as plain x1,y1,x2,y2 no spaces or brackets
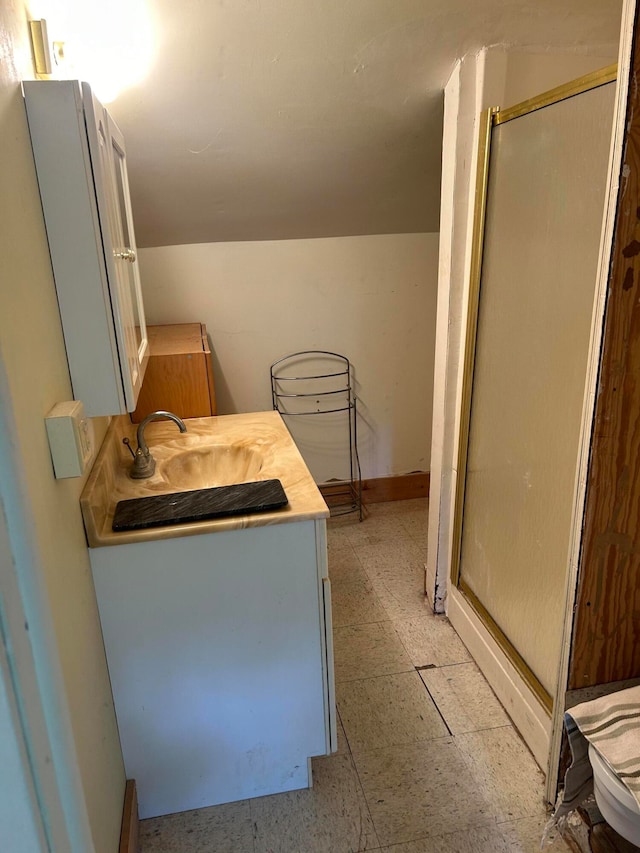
89,521,326,818
315,519,337,753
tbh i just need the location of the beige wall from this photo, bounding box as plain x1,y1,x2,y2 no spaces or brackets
0,5,125,851
139,233,439,482
501,51,617,107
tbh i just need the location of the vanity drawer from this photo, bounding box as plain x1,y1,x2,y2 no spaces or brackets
131,323,216,422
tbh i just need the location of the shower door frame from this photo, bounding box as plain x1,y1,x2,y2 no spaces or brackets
448,59,625,796
450,63,618,713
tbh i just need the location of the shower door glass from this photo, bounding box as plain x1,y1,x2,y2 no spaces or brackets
456,77,615,706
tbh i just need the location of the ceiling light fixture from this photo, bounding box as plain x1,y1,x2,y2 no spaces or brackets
26,0,155,103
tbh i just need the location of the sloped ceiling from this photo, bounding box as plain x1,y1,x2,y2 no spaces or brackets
108,0,622,248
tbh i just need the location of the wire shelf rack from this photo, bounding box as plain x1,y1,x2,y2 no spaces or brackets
270,351,363,520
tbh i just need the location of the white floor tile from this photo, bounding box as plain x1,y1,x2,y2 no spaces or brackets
420,662,511,733
375,822,514,852
139,800,254,852
393,615,472,667
250,752,379,852
354,538,426,576
354,738,497,846
368,574,432,620
334,621,414,682
332,579,389,628
328,547,370,586
500,814,571,851
454,727,548,823
338,671,448,753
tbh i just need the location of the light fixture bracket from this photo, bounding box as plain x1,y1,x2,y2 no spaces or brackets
29,19,52,76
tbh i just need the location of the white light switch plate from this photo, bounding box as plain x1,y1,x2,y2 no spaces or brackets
45,401,94,479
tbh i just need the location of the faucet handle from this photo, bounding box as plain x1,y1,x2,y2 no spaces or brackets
122,437,136,459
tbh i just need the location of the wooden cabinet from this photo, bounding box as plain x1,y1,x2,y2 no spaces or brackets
131,323,216,422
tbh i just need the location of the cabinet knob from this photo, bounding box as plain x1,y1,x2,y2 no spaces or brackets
114,248,137,263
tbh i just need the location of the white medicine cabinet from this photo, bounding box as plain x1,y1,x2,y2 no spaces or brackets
24,80,148,416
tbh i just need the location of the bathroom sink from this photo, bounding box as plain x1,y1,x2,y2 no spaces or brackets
80,411,330,546
160,444,264,490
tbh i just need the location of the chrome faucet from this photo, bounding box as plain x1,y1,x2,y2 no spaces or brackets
130,410,187,479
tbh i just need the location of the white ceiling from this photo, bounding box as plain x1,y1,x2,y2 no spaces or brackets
108,0,622,248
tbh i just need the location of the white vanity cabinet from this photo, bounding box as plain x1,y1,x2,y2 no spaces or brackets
24,80,148,416
88,518,336,819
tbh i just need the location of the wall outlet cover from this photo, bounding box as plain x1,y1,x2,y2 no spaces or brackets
45,400,93,479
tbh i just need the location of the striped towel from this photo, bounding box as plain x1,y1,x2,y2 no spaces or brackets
555,685,640,818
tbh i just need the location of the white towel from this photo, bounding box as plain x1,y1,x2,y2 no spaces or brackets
555,685,640,819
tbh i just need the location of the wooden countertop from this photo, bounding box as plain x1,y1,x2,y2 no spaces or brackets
146,323,206,355
81,411,329,547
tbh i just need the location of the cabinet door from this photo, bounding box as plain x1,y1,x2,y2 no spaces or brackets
90,523,330,817
82,86,148,409
25,81,122,415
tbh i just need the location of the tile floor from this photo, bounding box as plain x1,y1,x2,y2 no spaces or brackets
139,499,570,852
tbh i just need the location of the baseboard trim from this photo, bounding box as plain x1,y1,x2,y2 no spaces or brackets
363,472,430,503
119,780,139,853
448,587,552,777
565,677,640,709
320,472,429,505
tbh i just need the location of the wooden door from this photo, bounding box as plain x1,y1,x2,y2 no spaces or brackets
569,12,640,691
